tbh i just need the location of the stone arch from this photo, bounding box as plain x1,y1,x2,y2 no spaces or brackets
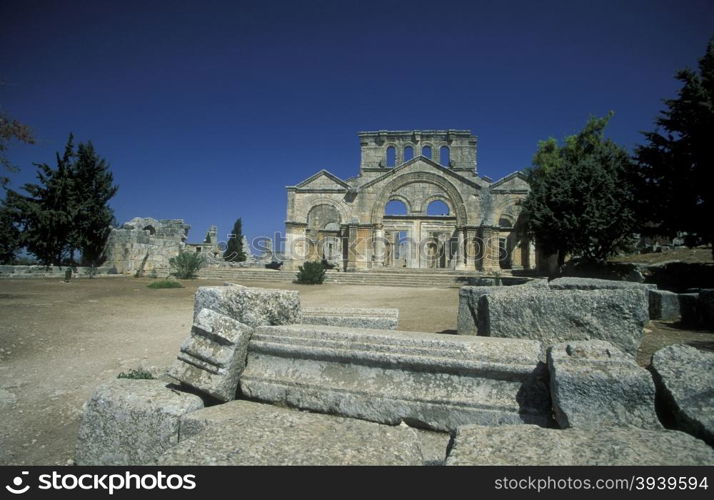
371,172,468,225
307,203,342,230
384,194,413,214
422,194,454,216
303,197,350,225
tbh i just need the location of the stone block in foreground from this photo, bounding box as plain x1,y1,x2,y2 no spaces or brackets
193,285,300,327
456,286,497,335
648,289,681,320
168,308,253,401
651,344,714,446
479,288,648,355
239,324,552,432
157,400,423,465
300,307,399,329
547,340,660,429
75,379,204,465
548,277,656,291
445,425,714,465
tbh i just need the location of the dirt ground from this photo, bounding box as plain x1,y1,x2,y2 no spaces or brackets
0,277,711,465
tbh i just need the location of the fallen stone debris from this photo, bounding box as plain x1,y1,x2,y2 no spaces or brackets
75,281,714,466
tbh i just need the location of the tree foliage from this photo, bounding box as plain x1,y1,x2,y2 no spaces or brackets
0,108,35,188
1,134,118,266
224,217,247,262
296,260,326,284
634,38,714,256
521,113,637,265
169,251,206,279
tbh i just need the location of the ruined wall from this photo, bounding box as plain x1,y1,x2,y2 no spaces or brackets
102,217,190,275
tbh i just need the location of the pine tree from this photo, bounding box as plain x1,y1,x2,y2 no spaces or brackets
224,218,247,262
634,38,714,257
522,113,637,265
71,141,118,267
1,109,35,188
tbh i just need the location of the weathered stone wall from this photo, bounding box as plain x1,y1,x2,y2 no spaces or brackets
102,217,190,275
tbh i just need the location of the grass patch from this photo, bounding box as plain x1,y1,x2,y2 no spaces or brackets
147,280,184,289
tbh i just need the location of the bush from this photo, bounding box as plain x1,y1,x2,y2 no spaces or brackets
295,260,326,284
117,368,154,380
147,279,184,289
169,251,206,279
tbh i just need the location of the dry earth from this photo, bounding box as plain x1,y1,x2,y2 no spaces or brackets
0,277,711,465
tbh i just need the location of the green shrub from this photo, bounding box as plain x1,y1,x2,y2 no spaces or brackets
117,368,154,379
147,279,184,289
295,260,326,284
169,251,206,279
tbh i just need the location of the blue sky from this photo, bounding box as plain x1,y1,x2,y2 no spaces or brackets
1,0,712,250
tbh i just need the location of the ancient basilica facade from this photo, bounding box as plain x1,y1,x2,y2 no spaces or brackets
284,130,536,272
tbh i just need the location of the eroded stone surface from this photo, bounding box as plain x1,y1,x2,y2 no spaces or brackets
168,308,254,401
548,340,660,429
651,344,714,446
478,288,648,355
446,424,714,465
193,285,300,327
649,289,681,320
548,277,656,291
456,286,497,335
301,307,399,329
240,324,552,432
75,379,204,465
158,400,423,465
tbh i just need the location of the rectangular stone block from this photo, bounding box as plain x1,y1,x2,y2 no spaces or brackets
445,425,714,465
456,286,497,335
168,308,254,401
648,289,681,320
239,324,552,432
158,400,424,465
548,340,660,429
678,293,700,327
300,307,399,329
549,277,656,291
478,288,648,355
194,285,300,327
75,379,204,465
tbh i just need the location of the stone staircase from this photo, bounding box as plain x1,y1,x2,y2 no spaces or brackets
199,267,531,288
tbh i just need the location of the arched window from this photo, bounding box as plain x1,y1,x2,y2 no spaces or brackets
386,146,396,167
421,145,432,159
404,145,414,162
385,200,408,216
439,146,450,166
499,217,513,228
427,200,450,216
143,225,156,236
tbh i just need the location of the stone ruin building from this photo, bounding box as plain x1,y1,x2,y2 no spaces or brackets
284,129,538,272
103,217,220,275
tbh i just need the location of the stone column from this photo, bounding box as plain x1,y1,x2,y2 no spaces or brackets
511,234,523,270
373,224,385,267
480,226,501,273
345,223,358,272
528,240,537,270
455,228,466,270
284,223,307,271
465,227,478,270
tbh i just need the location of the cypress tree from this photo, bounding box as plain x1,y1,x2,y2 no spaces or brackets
224,218,247,262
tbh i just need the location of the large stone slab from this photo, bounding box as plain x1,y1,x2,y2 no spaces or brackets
478,288,648,355
548,277,656,291
446,424,714,465
301,307,399,329
193,285,300,327
168,308,253,401
651,344,714,446
157,400,423,465
239,324,552,432
678,293,700,328
648,289,681,320
456,286,497,335
75,379,204,465
548,340,660,429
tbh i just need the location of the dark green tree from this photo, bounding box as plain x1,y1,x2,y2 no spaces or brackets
522,113,637,266
634,38,714,257
3,134,117,266
224,218,247,262
0,205,20,263
71,141,118,267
